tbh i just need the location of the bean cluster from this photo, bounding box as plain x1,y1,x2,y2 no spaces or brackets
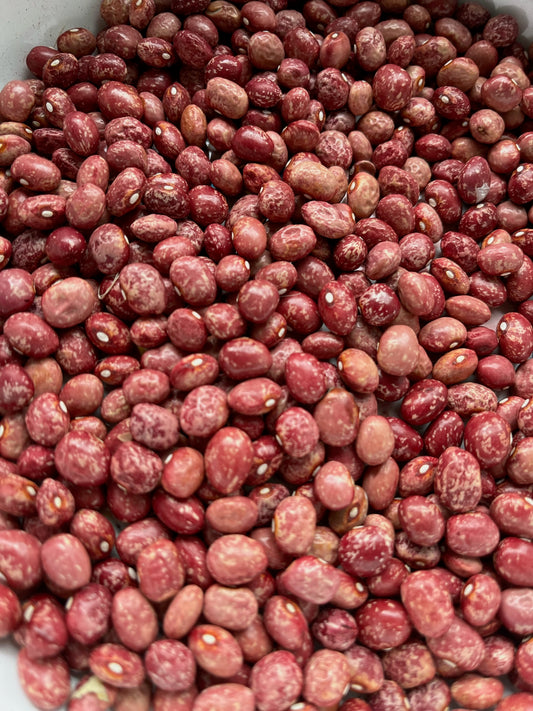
1,0,533,709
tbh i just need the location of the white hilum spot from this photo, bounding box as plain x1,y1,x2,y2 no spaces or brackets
202,633,217,644
108,662,123,675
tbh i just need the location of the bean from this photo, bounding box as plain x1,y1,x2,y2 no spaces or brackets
136,539,184,603
399,495,445,547
497,694,533,711
355,416,394,468
70,509,115,562
0,530,42,592
193,684,253,711
339,524,394,580
203,426,253,494
249,650,302,711
55,431,110,487
202,584,258,632
377,324,419,376
163,584,203,641
494,537,533,586
89,643,145,689
344,644,383,695
41,533,92,593
110,586,158,654
18,648,70,710
0,583,21,637
356,598,411,652
434,446,482,513
206,534,267,586
41,277,97,328
401,570,454,637
273,495,316,556
302,649,351,707
382,640,436,690
427,616,485,672
188,624,243,678
281,555,340,605
66,583,112,647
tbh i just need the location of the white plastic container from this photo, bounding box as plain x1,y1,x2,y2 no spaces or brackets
1,0,533,709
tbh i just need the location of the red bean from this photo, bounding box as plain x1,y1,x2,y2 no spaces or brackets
204,426,253,495
435,446,482,512
398,495,445,547
188,623,243,678
356,598,411,652
145,639,196,692
206,534,267,586
18,648,71,709
89,643,145,689
0,529,42,592
41,532,92,593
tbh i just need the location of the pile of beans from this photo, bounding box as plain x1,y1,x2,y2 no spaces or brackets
2,0,533,708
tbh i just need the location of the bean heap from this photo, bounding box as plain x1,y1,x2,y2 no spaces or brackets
1,0,533,709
